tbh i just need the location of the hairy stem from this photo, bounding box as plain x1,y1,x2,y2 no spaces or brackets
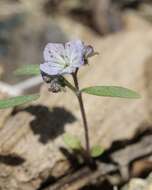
72,72,91,157
63,77,77,93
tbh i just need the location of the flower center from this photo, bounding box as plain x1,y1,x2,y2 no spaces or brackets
63,63,69,68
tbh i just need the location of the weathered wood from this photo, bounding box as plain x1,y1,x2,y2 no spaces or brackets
45,162,117,190
42,128,152,190
121,173,152,190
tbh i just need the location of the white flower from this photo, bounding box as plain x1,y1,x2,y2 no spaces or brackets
40,40,85,76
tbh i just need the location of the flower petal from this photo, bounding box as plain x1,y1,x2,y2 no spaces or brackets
43,43,65,65
65,40,85,68
40,62,63,76
61,66,76,75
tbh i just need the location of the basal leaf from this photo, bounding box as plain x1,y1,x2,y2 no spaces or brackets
63,133,82,150
91,145,104,158
0,94,40,109
81,86,141,99
15,64,40,76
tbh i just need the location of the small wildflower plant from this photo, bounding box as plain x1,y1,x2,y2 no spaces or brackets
0,40,141,162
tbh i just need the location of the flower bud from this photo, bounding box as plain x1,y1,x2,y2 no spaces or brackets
49,78,63,93
83,45,99,64
41,71,52,83
41,71,66,93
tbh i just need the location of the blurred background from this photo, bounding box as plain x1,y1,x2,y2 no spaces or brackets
1,0,152,190
0,0,152,93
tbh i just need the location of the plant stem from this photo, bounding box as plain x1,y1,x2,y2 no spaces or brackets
63,77,77,93
72,72,91,157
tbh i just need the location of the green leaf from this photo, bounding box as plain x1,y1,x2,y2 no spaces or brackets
15,64,40,76
0,94,40,109
81,86,141,99
63,133,82,150
91,145,104,158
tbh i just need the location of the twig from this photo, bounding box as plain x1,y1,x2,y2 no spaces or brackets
45,162,117,190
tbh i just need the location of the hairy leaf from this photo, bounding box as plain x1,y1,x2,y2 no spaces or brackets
15,64,40,76
0,94,40,109
63,133,82,150
91,145,104,158
82,86,140,99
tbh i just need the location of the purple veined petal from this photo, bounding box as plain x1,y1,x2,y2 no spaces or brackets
65,40,84,59
70,57,84,68
40,62,63,76
65,40,85,68
65,40,84,52
43,43,65,65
